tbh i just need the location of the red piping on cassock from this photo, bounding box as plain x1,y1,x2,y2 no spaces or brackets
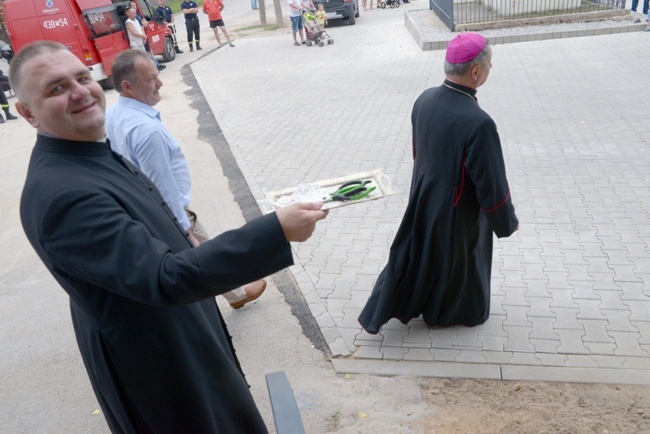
482,190,511,213
453,159,466,207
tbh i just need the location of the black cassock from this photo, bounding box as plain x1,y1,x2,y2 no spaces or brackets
359,80,519,334
20,135,293,433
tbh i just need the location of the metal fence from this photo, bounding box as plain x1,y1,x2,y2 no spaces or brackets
430,0,627,31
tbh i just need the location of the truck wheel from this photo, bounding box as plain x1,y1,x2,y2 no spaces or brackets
162,37,176,62
100,76,114,90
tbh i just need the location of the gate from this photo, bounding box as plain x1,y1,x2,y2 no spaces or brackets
429,0,627,31
429,0,453,30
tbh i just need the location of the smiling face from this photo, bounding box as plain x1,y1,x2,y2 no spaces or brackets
15,49,106,141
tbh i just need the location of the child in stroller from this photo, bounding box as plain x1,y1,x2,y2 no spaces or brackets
301,8,333,46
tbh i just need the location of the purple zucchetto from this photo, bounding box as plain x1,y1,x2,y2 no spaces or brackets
445,33,487,64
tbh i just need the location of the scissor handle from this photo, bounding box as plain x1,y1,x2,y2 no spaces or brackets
330,186,376,202
335,180,371,195
330,186,365,201
350,186,376,200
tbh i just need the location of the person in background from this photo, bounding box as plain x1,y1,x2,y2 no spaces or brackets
302,0,315,10
359,33,519,334
128,1,166,71
251,0,258,10
288,0,306,46
202,0,235,47
0,87,17,123
124,7,148,52
13,40,328,433
181,0,202,52
631,0,649,15
315,3,327,27
156,0,183,53
106,49,266,308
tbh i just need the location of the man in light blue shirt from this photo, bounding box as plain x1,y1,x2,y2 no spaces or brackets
106,49,267,309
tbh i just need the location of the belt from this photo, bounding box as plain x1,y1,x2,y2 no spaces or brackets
185,16,198,20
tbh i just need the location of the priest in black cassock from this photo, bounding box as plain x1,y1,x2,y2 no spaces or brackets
359,33,519,334
12,41,328,433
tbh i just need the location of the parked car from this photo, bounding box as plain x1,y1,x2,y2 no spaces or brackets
313,0,359,25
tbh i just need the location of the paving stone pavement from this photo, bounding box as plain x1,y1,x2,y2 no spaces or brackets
192,1,650,385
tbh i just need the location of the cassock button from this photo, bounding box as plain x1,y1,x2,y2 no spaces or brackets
134,171,139,175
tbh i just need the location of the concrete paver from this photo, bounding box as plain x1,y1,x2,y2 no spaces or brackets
190,0,650,385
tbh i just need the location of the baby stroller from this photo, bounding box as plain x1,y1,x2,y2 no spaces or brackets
379,0,400,7
300,9,333,47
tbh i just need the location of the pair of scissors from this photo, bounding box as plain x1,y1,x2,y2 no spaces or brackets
325,179,376,202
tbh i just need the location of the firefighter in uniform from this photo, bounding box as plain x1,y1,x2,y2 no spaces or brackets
156,0,183,54
180,0,201,52
0,86,17,123
0,47,17,124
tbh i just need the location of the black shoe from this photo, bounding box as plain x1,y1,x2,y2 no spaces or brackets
4,111,17,120
196,44,202,50
157,64,166,71
0,114,4,124
189,44,194,52
175,48,184,53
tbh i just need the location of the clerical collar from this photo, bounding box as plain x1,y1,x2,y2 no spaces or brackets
35,134,112,156
442,79,477,102
37,131,107,143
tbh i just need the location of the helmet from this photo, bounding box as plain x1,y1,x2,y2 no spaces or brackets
1,44,14,63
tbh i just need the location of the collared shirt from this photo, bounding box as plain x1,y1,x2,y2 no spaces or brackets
106,96,192,231
181,1,198,19
157,5,173,22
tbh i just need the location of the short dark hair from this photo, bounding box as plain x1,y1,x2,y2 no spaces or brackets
9,41,68,100
443,40,491,77
111,49,152,93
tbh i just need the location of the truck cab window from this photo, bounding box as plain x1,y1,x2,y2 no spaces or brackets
83,6,123,38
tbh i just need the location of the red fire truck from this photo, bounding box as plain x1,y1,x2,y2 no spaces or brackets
3,0,176,88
